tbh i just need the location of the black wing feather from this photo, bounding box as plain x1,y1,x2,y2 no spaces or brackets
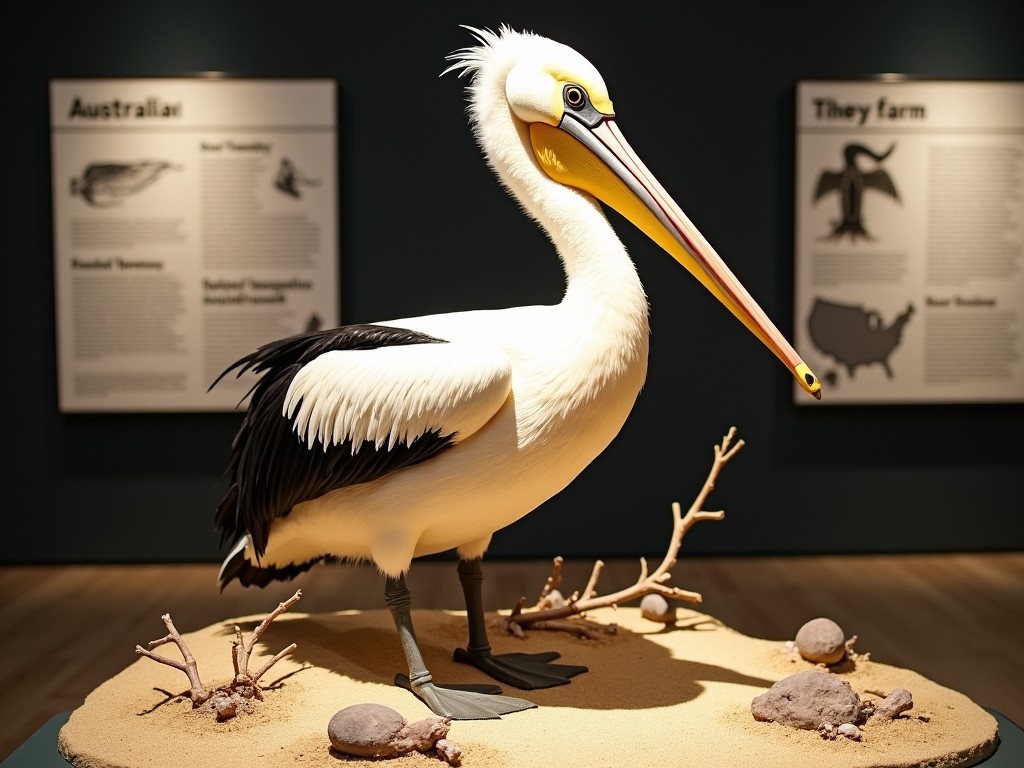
213,324,456,557
218,546,324,588
814,170,842,200
861,169,900,201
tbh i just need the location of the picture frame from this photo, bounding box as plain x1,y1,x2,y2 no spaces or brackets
49,76,340,412
793,77,1024,405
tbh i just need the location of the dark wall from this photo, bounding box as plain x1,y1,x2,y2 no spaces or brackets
5,1,1022,566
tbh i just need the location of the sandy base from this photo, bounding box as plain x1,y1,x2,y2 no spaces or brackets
57,607,999,768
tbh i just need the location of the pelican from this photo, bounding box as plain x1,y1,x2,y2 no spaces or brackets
814,142,900,241
70,160,180,206
212,24,822,721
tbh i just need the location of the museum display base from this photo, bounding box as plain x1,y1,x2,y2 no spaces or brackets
38,607,1010,767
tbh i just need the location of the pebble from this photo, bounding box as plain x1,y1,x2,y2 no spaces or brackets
873,687,914,721
640,594,677,623
795,617,847,665
838,723,863,741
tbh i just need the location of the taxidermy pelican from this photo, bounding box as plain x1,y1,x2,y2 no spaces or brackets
814,143,900,241
213,24,822,721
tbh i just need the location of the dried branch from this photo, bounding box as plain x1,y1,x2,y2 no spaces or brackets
231,589,303,689
135,589,302,717
251,642,299,683
538,558,564,603
498,427,744,635
135,613,210,705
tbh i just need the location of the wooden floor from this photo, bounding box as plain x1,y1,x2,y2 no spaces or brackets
1,552,1022,762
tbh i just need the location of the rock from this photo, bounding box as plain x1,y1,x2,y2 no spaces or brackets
391,713,452,754
795,617,847,665
435,738,463,765
540,589,566,609
640,594,676,623
328,703,460,764
873,688,914,721
214,697,237,721
751,670,864,730
328,703,408,757
838,723,863,741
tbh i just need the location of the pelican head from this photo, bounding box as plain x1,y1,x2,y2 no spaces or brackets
446,26,821,399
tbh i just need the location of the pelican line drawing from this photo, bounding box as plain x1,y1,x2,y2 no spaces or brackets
814,143,899,242
70,160,181,206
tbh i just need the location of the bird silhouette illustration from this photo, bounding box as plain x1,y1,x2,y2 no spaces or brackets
814,143,899,242
70,160,181,207
274,157,320,198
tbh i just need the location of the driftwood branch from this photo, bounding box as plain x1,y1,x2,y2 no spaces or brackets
232,589,303,689
498,427,744,635
135,589,302,716
135,613,210,705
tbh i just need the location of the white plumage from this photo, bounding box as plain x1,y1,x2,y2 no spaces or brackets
214,24,820,721
285,341,512,452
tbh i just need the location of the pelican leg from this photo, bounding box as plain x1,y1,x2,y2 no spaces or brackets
453,557,588,689
384,574,536,719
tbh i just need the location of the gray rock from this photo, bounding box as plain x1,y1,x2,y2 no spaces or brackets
328,702,460,764
795,617,847,665
328,703,407,757
751,670,864,730
640,593,676,623
838,723,863,741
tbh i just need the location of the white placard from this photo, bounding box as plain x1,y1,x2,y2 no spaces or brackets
794,79,1024,405
50,77,339,412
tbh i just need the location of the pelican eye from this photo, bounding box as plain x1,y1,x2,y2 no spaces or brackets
563,84,586,108
560,83,604,128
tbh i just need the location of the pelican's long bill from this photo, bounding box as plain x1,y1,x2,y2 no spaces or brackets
529,90,822,400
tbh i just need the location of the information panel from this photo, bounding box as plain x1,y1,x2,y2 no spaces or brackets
794,79,1024,404
50,77,339,412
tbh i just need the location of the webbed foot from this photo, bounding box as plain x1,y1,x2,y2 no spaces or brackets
453,647,588,689
394,673,536,719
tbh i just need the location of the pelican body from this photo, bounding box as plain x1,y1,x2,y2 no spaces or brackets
213,25,821,720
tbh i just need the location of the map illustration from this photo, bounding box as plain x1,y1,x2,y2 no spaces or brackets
808,297,914,380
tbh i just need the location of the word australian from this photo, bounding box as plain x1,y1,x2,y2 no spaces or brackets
813,97,926,126
67,97,182,120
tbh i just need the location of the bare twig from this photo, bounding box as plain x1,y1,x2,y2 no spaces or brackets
232,589,303,689
581,560,604,602
135,613,211,705
135,589,302,716
498,427,744,635
538,558,564,603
